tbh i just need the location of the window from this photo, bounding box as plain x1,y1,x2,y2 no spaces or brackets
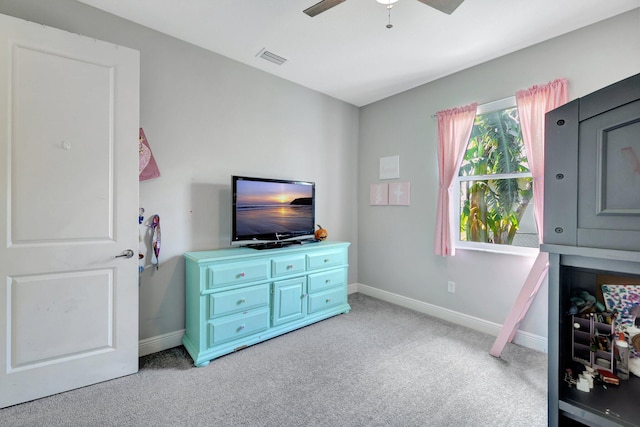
455,97,538,254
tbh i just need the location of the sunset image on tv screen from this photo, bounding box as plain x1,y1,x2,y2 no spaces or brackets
235,180,313,237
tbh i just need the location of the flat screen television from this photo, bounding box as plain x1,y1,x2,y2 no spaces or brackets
231,175,316,248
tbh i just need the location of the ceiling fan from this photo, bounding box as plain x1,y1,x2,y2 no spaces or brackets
303,0,465,17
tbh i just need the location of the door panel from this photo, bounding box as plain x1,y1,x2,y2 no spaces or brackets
11,45,113,243
10,270,114,368
0,13,140,407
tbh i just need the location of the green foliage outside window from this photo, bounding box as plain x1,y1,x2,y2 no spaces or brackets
458,107,534,245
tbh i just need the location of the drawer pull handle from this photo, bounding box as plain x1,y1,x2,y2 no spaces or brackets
239,324,246,330
239,272,245,278
239,298,246,304
287,264,293,269
325,279,331,284
326,298,332,303
324,258,330,263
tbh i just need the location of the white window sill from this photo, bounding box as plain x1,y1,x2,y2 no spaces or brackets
456,242,539,257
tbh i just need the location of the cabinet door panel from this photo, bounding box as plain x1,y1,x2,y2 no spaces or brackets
577,100,640,250
272,277,306,326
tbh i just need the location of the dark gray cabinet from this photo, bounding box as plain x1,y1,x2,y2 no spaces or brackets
545,73,640,251
545,73,640,427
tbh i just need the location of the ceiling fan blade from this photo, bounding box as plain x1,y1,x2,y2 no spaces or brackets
416,0,465,14
304,0,347,17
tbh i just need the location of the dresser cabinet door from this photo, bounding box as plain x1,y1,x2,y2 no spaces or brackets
272,277,306,326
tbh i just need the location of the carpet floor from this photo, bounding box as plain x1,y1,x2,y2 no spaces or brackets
0,293,547,426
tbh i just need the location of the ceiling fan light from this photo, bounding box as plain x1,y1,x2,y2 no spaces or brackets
376,0,399,5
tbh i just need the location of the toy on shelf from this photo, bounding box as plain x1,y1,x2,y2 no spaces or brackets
567,289,608,319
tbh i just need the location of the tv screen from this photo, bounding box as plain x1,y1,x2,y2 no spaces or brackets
231,176,316,247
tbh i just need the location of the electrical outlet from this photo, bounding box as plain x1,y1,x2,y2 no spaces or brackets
447,281,456,293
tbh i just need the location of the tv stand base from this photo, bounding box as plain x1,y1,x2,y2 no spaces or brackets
248,239,320,250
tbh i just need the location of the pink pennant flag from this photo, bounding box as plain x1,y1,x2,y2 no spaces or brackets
139,128,160,181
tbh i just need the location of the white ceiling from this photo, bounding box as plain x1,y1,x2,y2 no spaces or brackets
76,0,639,107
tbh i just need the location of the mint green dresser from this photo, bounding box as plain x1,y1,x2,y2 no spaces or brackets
183,241,350,367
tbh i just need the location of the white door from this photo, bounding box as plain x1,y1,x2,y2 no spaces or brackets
0,13,140,408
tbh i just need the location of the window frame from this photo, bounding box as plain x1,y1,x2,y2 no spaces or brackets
454,96,539,257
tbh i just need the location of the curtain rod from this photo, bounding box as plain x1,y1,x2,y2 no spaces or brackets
430,95,515,119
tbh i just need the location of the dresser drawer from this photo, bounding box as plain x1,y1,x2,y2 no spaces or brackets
308,287,346,314
308,269,345,293
208,308,270,347
271,255,306,278
306,250,345,271
208,284,269,319
207,261,269,289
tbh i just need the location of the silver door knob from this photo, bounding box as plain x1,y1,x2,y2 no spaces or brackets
115,249,135,259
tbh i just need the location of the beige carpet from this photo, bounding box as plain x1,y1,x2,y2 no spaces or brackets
0,293,547,426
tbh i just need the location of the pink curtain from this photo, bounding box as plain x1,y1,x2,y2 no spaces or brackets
433,103,477,256
490,79,568,357
515,78,568,243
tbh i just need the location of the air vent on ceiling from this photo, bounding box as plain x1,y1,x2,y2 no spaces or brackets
256,48,287,66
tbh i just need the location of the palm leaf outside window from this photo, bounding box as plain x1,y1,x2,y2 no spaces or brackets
458,107,535,246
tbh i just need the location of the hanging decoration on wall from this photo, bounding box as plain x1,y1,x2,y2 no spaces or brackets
139,128,160,181
389,181,411,206
370,183,389,205
370,182,411,206
150,214,161,269
379,155,400,180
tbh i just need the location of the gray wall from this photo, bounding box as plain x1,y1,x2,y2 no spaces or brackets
358,9,640,343
1,0,639,353
0,0,360,346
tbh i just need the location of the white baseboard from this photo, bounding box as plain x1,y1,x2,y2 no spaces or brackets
138,283,547,357
348,282,359,295
138,329,185,357
354,283,547,354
